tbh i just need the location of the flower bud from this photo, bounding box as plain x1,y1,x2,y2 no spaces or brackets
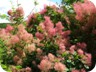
7,10,13,16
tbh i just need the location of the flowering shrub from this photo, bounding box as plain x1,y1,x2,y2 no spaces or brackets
7,6,25,25
26,0,96,62
0,23,91,72
0,0,96,72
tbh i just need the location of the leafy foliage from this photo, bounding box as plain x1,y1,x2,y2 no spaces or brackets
0,0,96,72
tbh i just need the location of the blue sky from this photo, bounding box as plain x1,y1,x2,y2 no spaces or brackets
52,0,61,4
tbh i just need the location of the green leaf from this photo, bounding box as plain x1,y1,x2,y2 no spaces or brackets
15,65,22,69
0,14,8,20
1,64,7,69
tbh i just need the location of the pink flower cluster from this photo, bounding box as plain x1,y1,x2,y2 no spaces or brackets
36,16,70,40
11,66,32,72
73,0,96,21
8,6,24,22
39,5,47,14
39,5,64,15
37,45,91,72
17,24,33,42
0,23,92,72
8,6,24,17
38,53,66,72
0,24,34,52
0,1,95,71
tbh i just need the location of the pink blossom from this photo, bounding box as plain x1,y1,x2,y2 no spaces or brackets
35,32,44,40
57,50,66,54
16,6,24,16
59,44,66,51
55,21,64,33
75,15,83,21
13,55,20,63
44,4,47,9
61,30,71,38
36,48,42,54
26,67,32,72
72,69,79,72
82,1,96,14
39,22,45,30
43,56,48,60
25,33,32,41
0,29,6,34
64,16,71,25
33,39,40,44
17,25,27,37
18,24,25,31
57,9,63,13
84,0,89,2
44,16,54,30
18,29,27,36
77,42,87,49
54,62,66,72
73,1,96,21
70,45,76,50
56,22,64,30
32,61,36,65
48,53,55,61
77,49,84,55
27,14,35,24
7,10,13,16
40,8,47,14
25,44,36,53
44,16,50,22
81,42,87,49
17,59,22,65
85,53,92,65
10,35,19,44
73,2,83,21
70,45,76,54
51,5,57,10
26,17,31,24
19,32,33,41
6,24,13,32
48,28,56,37
27,13,37,20
38,59,52,71
57,38,70,47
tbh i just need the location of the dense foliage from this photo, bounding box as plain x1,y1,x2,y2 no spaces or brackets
0,0,96,72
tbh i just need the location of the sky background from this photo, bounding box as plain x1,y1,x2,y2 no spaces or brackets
52,0,61,4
